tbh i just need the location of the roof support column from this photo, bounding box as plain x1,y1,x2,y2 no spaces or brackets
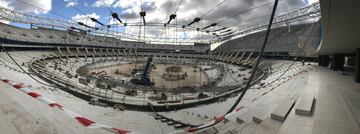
319,55,329,67
355,48,360,82
331,53,345,71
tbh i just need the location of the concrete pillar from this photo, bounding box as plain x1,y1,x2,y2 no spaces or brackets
332,54,345,71
318,55,324,66
324,55,330,67
355,48,360,82
319,55,329,67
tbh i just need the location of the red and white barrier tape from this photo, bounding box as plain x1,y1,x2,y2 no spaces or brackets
1,79,133,134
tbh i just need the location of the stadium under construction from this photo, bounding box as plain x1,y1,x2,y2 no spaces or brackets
0,0,359,134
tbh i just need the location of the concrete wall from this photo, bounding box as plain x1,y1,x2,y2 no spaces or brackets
317,0,360,55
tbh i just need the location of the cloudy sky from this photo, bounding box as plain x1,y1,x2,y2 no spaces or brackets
0,0,318,41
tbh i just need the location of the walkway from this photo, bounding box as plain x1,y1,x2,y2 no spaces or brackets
312,66,360,134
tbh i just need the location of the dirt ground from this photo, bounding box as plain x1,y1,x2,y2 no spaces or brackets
88,63,208,89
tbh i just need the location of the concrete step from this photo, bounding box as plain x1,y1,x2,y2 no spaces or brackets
254,116,284,134
167,121,176,125
197,127,219,134
160,118,168,122
253,110,268,124
295,95,315,116
222,129,238,134
173,123,185,128
236,117,244,124
155,115,163,120
271,100,295,122
236,110,253,123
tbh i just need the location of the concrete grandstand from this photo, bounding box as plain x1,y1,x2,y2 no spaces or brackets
0,0,359,134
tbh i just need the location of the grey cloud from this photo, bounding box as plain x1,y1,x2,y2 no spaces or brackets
141,2,157,12
121,12,138,19
100,0,311,38
120,1,157,20
6,0,52,14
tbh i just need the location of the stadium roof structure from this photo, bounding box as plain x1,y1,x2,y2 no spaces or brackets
0,1,320,45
